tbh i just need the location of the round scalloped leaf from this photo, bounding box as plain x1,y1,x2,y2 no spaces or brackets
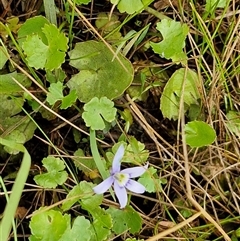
67,40,134,103
106,206,142,234
111,0,152,14
185,121,216,148
29,208,70,241
22,24,68,70
82,97,117,130
17,16,50,46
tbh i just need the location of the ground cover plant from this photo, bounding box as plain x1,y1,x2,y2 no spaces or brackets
0,0,240,240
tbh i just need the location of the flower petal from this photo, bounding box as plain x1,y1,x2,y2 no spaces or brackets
125,179,146,193
111,144,125,174
121,163,148,178
93,176,114,194
114,180,128,208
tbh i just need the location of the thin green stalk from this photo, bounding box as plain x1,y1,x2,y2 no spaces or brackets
104,0,156,40
20,107,79,184
189,2,233,110
89,129,109,180
43,0,57,25
145,7,171,20
68,0,76,49
0,139,31,241
0,178,17,241
89,129,115,200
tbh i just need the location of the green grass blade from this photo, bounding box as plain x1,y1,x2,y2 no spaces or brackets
43,0,57,25
90,129,109,180
0,138,31,241
0,178,17,241
89,129,115,200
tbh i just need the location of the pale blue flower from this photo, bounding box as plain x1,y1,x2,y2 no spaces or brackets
93,144,148,208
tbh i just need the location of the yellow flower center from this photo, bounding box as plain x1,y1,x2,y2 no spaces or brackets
114,173,129,187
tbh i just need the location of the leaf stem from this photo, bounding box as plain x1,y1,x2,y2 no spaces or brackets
90,129,115,200
145,7,171,20
90,129,109,180
0,140,31,241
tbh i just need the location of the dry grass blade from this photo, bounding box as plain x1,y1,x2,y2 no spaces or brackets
146,211,201,241
10,77,109,146
67,0,129,73
126,91,232,240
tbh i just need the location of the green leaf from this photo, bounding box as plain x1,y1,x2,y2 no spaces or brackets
106,206,142,234
150,19,189,63
138,167,164,193
127,72,148,102
3,130,25,155
231,233,239,241
205,0,227,15
0,95,24,118
95,13,122,40
67,40,134,103
95,13,120,31
38,103,58,120
0,17,20,40
75,0,91,4
125,239,144,241
46,81,64,105
61,181,103,211
187,103,202,121
46,68,67,83
59,216,94,241
42,24,68,70
160,68,201,120
72,129,81,143
22,35,48,69
1,118,36,154
0,116,36,137
82,97,117,130
16,118,37,142
29,208,70,241
81,181,103,210
34,156,68,188
22,24,68,70
0,71,31,94
107,138,149,166
184,121,216,148
111,0,152,14
236,227,240,237
61,90,77,109
180,209,193,218
46,82,77,109
0,46,8,69
0,116,22,134
174,199,193,218
226,111,240,137
89,207,112,241
30,208,94,241
73,149,99,178
17,16,50,46
119,108,133,132
125,136,149,164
